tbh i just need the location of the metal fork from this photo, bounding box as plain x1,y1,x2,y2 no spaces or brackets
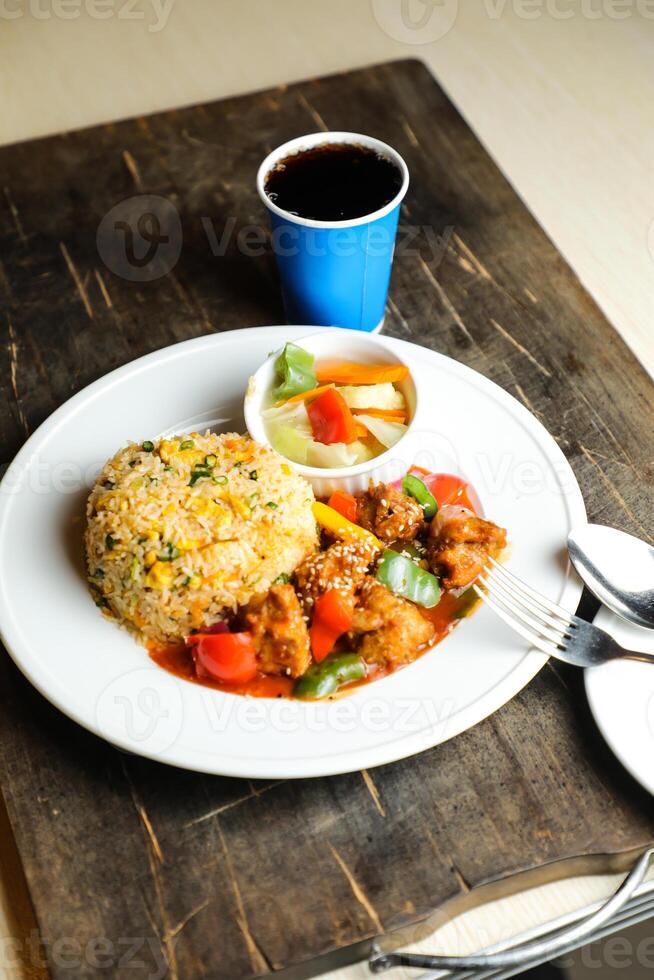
473,557,654,667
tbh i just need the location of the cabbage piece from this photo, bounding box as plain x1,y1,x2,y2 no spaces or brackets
307,440,364,468
263,402,312,460
338,383,405,411
355,415,407,449
269,425,310,465
261,400,310,428
351,440,378,464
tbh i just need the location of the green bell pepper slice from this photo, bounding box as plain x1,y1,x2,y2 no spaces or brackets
376,550,441,608
402,474,438,520
454,587,480,619
293,652,366,700
273,343,317,401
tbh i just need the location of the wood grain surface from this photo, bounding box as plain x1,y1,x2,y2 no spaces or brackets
0,60,653,980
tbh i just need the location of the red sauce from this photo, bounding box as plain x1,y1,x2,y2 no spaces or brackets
421,590,467,633
149,589,479,699
150,643,295,697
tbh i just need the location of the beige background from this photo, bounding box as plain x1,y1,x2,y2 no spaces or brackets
2,0,654,374
1,1,654,976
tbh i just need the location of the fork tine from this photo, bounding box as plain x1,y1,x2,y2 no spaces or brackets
477,575,567,648
472,584,559,657
480,569,570,645
488,557,575,625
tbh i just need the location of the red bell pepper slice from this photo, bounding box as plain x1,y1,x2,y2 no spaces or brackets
393,470,471,510
309,589,354,663
327,491,358,524
420,473,469,508
307,388,359,445
186,631,258,684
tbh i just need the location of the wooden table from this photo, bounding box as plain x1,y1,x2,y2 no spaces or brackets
0,58,653,979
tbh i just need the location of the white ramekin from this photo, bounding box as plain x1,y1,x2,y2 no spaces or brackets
244,329,419,498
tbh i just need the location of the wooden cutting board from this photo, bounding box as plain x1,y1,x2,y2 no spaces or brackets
0,59,653,980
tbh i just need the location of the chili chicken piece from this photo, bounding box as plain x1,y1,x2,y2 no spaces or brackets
427,505,507,591
294,537,380,613
355,482,425,543
243,584,311,678
350,576,436,669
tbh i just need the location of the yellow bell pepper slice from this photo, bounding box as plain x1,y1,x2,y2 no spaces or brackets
312,501,382,550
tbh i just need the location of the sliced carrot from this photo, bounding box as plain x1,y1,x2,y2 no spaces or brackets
315,360,409,385
352,407,407,422
275,383,334,407
354,421,369,439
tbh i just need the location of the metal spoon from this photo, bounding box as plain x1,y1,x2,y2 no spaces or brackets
568,524,654,629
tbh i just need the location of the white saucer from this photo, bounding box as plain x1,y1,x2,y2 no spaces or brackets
586,607,654,795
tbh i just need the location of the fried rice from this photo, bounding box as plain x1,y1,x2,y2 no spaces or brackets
85,432,318,645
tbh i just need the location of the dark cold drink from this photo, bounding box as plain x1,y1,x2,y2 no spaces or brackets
264,142,403,222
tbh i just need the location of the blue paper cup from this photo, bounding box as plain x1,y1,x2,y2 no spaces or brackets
257,132,409,333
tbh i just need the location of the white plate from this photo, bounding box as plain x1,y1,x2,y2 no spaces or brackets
586,608,654,795
0,327,586,778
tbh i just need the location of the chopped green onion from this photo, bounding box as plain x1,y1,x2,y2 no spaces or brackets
273,573,290,585
94,568,104,578
213,474,228,485
105,534,115,551
158,542,180,561
189,468,211,486
248,492,259,509
142,440,154,452
182,575,191,587
205,454,217,469
179,439,195,450
130,557,140,580
266,501,278,509
249,470,258,481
